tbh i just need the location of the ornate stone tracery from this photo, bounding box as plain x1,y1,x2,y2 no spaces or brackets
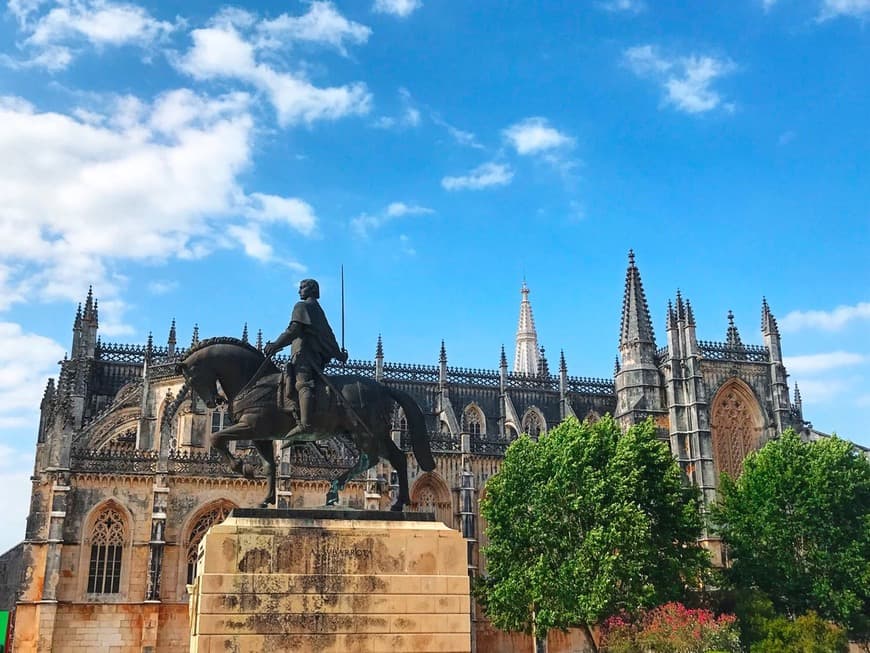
711,379,764,481
86,506,126,594
462,404,484,437
185,501,236,585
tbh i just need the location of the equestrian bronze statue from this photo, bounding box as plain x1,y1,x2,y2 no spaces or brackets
160,279,434,510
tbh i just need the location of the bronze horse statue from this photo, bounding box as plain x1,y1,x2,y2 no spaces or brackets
161,337,434,510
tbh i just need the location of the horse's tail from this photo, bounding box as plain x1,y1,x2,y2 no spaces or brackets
160,380,190,434
385,386,435,472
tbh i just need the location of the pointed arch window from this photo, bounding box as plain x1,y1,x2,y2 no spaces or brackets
463,406,483,437
186,502,234,585
711,381,763,481
392,407,408,434
87,507,126,594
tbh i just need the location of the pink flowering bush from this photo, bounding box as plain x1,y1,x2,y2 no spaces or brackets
600,602,741,653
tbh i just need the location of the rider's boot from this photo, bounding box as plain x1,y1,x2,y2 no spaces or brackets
282,385,313,440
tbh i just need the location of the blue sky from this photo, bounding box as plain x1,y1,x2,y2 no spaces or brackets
0,0,868,551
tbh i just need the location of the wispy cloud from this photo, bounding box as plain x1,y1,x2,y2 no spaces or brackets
819,0,870,19
441,162,514,191
256,1,371,56
431,114,482,148
780,302,870,332
372,0,422,18
503,117,574,155
0,89,317,307
176,7,372,126
350,201,434,237
5,0,176,70
598,0,646,14
147,280,178,295
784,351,866,374
624,44,737,114
373,88,421,130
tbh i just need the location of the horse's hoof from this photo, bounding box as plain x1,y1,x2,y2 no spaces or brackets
326,493,339,506
258,498,275,509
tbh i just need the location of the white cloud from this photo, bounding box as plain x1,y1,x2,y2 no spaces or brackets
431,115,482,148
624,44,736,114
177,22,372,126
257,1,371,55
820,0,870,19
599,0,646,13
441,162,514,191
503,117,574,155
780,302,870,332
374,88,420,129
784,351,866,374
372,0,422,18
0,323,64,430
7,0,175,69
351,201,434,237
147,280,178,295
793,377,851,404
0,89,317,307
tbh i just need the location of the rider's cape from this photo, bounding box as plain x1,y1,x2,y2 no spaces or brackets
289,297,342,368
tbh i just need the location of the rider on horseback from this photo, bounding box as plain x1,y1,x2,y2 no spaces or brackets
263,278,348,439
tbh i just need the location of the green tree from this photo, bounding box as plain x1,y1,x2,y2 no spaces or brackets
713,430,870,641
750,611,848,653
477,416,710,651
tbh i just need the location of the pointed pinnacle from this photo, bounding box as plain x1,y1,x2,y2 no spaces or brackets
628,249,635,267
241,322,249,343
376,333,384,358
256,329,263,351
146,331,153,351
439,340,447,364
168,318,177,345
191,324,199,347
614,355,621,375
500,344,508,368
686,299,695,326
559,349,567,373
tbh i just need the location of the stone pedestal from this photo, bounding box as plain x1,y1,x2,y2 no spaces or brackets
189,508,471,653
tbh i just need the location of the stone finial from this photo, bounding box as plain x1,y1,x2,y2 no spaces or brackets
619,250,655,348
667,300,676,330
191,324,200,348
614,355,621,375
500,344,508,369
439,339,447,364
675,289,686,321
241,323,249,343
83,285,94,317
726,310,743,348
537,346,549,377
74,303,82,329
146,331,153,353
168,318,177,346
793,383,802,407
376,334,384,359
559,349,567,374
685,299,696,327
256,329,263,351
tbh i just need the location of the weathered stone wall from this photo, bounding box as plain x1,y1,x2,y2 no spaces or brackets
0,543,25,610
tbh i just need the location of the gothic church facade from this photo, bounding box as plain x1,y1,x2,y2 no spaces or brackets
1,252,815,652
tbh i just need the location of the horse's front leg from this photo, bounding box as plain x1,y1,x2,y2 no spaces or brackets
253,439,276,508
385,438,410,511
326,453,371,506
209,421,258,479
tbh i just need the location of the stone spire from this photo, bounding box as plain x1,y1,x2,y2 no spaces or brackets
191,324,199,348
256,329,263,351
514,280,540,376
761,297,780,337
167,318,177,356
726,310,743,348
559,349,567,375
794,383,802,410
619,250,655,349
537,346,549,378
376,334,384,359
375,334,384,381
241,323,249,343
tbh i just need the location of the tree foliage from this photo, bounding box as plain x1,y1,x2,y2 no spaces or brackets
750,611,848,653
713,430,870,639
477,416,710,645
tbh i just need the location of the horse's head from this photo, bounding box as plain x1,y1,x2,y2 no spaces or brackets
176,361,222,409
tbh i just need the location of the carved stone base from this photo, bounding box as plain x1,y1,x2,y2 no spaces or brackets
189,508,471,652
